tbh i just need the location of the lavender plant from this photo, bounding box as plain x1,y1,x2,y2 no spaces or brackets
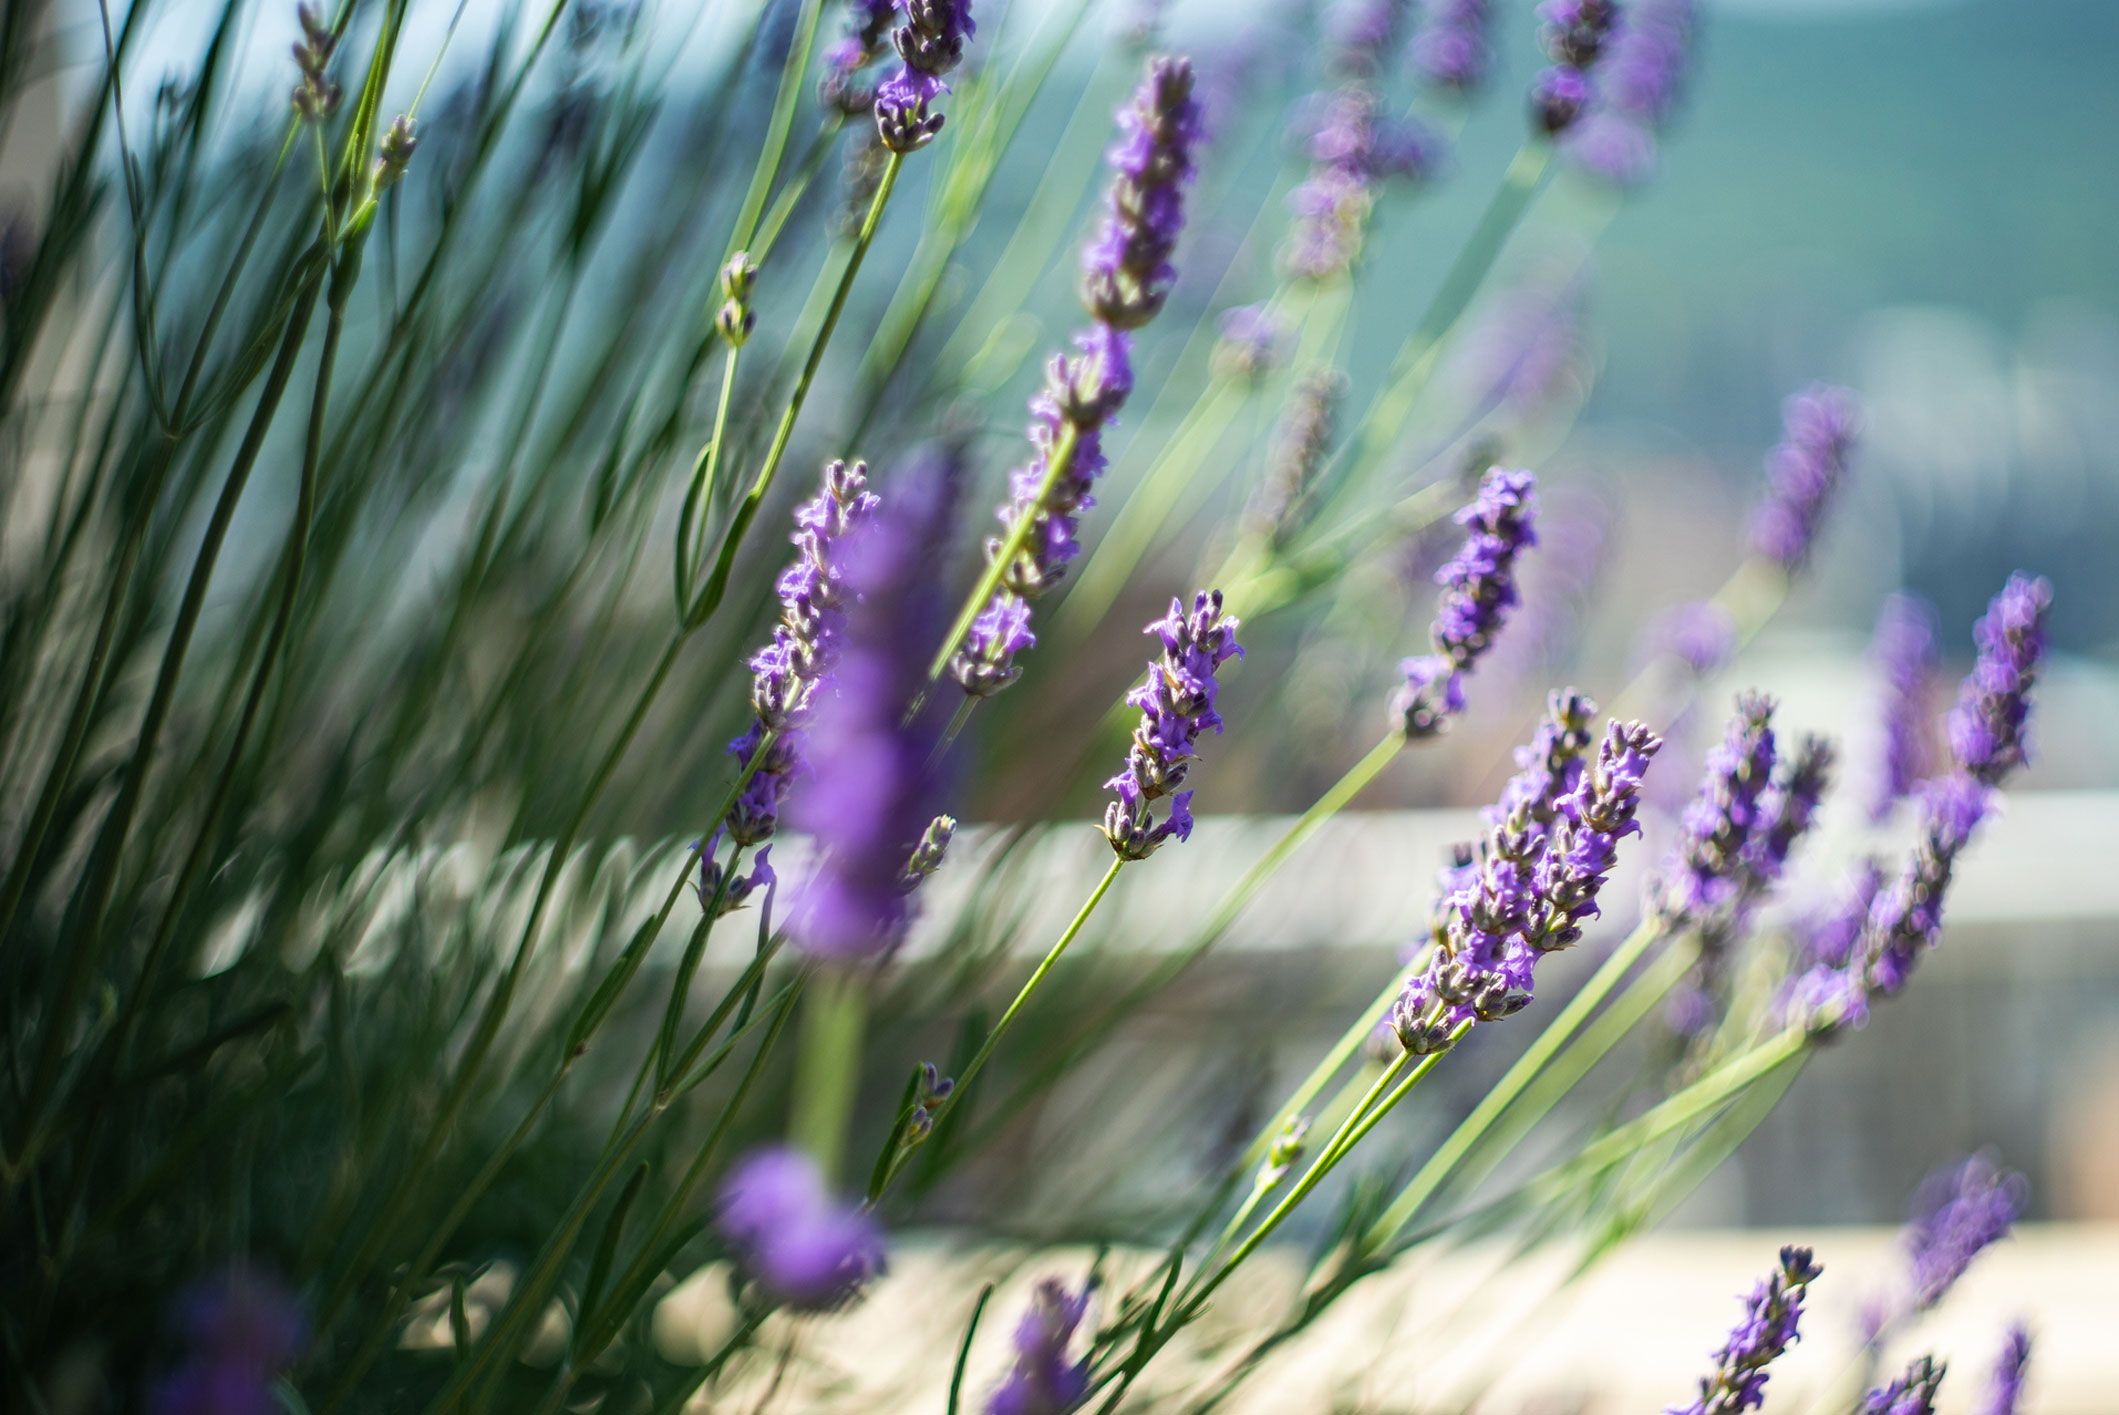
0,0,2079,1410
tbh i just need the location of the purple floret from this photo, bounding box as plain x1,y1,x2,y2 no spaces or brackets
1104,590,1243,860
1747,383,1860,571
1392,467,1537,739
717,1147,885,1311
985,1279,1092,1415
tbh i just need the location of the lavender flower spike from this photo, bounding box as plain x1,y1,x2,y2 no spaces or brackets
716,1147,885,1311
1658,693,1778,925
985,1279,1092,1415
1868,592,1939,822
1530,0,1617,135
1843,574,2052,1006
792,446,958,962
1083,56,1203,331
1104,590,1243,859
952,59,1200,698
712,460,878,909
1948,572,2052,787
1392,466,1537,739
1864,1356,1947,1415
1529,714,1663,953
1978,1325,2031,1415
1411,0,1494,92
1901,1152,2024,1313
875,0,975,153
1748,383,1860,572
1669,1245,1823,1415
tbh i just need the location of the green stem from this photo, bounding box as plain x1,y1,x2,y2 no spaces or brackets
687,151,904,630
791,968,868,1185
876,855,1124,1197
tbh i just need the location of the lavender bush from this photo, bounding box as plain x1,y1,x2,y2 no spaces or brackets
0,0,2075,1409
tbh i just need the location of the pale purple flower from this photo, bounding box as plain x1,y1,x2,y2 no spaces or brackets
1563,0,1700,186
1392,467,1537,739
1977,1325,2031,1415
1869,593,1939,822
152,1270,305,1415
1901,1153,2024,1313
875,0,976,152
1658,693,1778,924
1410,0,1493,92
1748,383,1860,571
1648,601,1738,677
792,446,958,962
1530,714,1663,952
821,0,897,115
717,1147,885,1311
1668,1246,1822,1415
1104,590,1243,859
1863,1356,1946,1415
1246,368,1344,549
1284,86,1446,279
1213,301,1290,382
1947,573,2052,787
1329,0,1413,76
986,1279,1092,1415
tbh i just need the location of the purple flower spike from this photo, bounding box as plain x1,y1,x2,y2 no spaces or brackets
1104,590,1243,859
792,446,959,963
1284,87,1447,280
717,1147,885,1312
1392,467,1537,739
1869,593,1939,822
1748,383,1860,572
1668,1245,1822,1415
821,0,898,116
1410,0,1494,92
1213,301,1290,382
1329,0,1414,76
985,1279,1092,1415
1947,573,2052,787
1531,714,1663,952
1977,1325,2031,1415
1563,0,1700,187
1863,1356,1947,1415
1901,1152,2024,1312
1659,693,1779,924
712,460,879,899
875,0,976,152
1083,55,1203,332
954,58,1199,700
152,1270,306,1415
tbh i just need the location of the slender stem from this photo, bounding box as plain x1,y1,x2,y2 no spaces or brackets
687,152,904,630
1362,921,1667,1250
924,418,1081,682
676,340,743,607
876,856,1124,1196
724,0,827,256
790,968,868,1185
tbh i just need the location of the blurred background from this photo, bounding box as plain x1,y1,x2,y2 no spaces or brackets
5,0,2115,1407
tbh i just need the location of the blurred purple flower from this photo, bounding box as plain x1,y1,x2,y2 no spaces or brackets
1978,1325,2031,1415
1901,1152,2024,1313
1863,1355,1947,1415
1748,383,1860,572
717,1147,885,1311
152,1270,305,1415
985,1279,1092,1415
1410,0,1493,92
792,446,960,962
1868,593,1939,822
